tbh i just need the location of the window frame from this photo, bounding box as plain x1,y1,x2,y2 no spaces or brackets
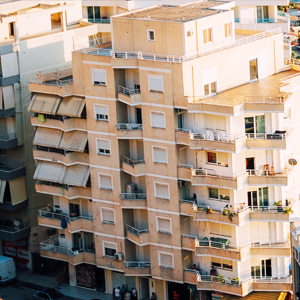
154,181,170,200
148,75,164,93
204,81,217,97
100,207,115,224
203,27,213,44
98,173,113,191
211,258,233,271
103,241,117,257
94,104,109,121
92,68,107,86
152,146,168,164
96,138,111,156
210,223,232,238
158,251,174,269
147,29,155,41
224,22,231,38
150,110,166,129
208,187,230,202
206,151,228,167
156,216,172,234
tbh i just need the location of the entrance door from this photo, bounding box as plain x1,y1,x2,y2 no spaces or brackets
246,157,255,171
261,259,272,277
248,191,258,207
249,59,258,81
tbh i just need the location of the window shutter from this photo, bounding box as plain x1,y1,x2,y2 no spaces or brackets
160,253,173,267
157,218,171,232
210,223,220,235
2,85,14,109
153,147,167,163
151,112,165,128
149,76,163,92
92,70,106,85
155,183,169,199
218,152,228,167
102,209,114,223
221,224,231,237
100,174,112,189
95,105,108,120
97,139,110,154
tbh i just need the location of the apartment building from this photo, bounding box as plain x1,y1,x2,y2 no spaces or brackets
29,1,300,299
0,0,98,271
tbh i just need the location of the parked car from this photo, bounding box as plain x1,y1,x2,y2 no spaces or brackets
32,288,73,300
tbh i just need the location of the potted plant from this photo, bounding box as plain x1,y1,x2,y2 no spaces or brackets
217,274,225,284
283,207,294,215
222,209,229,216
231,277,239,285
206,207,213,214
228,211,234,221
274,200,283,212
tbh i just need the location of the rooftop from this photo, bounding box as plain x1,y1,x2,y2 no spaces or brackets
119,1,229,22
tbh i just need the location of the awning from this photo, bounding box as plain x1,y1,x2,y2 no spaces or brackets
59,131,87,152
63,165,89,187
9,177,27,206
0,180,6,204
34,161,66,183
33,127,63,148
28,93,61,114
56,96,85,117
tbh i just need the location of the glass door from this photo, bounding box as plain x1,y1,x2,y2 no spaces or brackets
248,191,258,208
249,59,258,81
261,259,272,277
259,187,269,207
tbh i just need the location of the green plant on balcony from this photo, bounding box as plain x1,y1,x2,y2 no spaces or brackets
222,209,229,216
206,208,213,214
283,207,294,215
228,211,235,221
274,200,282,206
230,277,239,285
217,274,225,284
198,207,203,211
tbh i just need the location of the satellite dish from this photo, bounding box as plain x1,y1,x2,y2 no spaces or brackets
288,158,297,166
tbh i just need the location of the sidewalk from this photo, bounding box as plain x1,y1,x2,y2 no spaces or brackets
17,269,113,300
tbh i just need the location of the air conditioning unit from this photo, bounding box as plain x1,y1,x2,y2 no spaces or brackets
178,180,184,188
114,252,124,261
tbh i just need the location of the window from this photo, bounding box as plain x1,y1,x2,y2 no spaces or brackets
204,82,216,96
210,223,231,237
103,241,117,257
148,75,163,93
8,22,15,37
152,146,167,164
208,188,230,201
212,258,233,270
148,30,155,41
154,182,169,199
95,105,108,121
203,28,212,44
99,174,113,190
92,69,106,86
245,115,265,134
157,217,171,234
224,22,231,38
159,251,174,269
150,111,165,128
207,152,228,167
97,139,110,155
87,6,100,21
101,208,115,224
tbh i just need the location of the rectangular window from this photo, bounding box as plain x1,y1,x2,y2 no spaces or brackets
224,23,231,38
211,257,222,268
148,30,155,41
155,182,169,199
99,174,113,190
222,259,233,270
101,208,115,224
0,149,5,156
207,152,217,164
97,139,110,155
210,223,232,237
209,188,218,199
212,258,233,270
152,146,167,164
208,187,231,202
95,105,108,121
245,115,265,134
204,82,217,96
207,152,228,167
157,217,171,234
148,75,163,93
150,111,165,128
103,241,117,257
92,69,106,86
159,252,174,268
203,28,212,44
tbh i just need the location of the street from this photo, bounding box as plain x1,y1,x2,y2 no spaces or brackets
0,282,38,300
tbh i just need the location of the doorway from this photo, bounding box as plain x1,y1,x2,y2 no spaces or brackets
257,6,269,23
246,157,255,171
249,59,258,81
136,108,142,124
262,259,272,277
248,191,258,207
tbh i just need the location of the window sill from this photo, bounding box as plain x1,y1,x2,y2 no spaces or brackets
156,197,169,200
102,221,115,225
153,162,167,164
98,152,111,156
158,230,171,235
100,188,113,191
93,83,106,86
96,118,109,122
152,126,166,129
105,255,115,258
160,265,174,269
149,90,163,94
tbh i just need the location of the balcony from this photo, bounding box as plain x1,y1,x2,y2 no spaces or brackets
0,164,26,181
120,193,147,209
252,276,292,292
38,207,94,233
0,107,15,118
246,131,290,150
196,239,250,261
115,123,143,139
0,133,18,149
250,241,290,257
247,167,291,186
0,199,28,212
35,182,92,199
178,164,192,181
180,199,194,216
189,131,246,153
191,168,247,190
198,276,253,297
182,234,197,251
125,224,149,246
249,205,293,221
124,261,151,276
184,269,200,285
121,156,145,176
193,204,249,226
40,237,96,265
0,224,31,242
117,85,141,106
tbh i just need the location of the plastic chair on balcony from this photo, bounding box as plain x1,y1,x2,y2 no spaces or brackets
264,164,270,175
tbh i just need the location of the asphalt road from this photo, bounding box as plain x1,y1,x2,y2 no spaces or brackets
0,282,38,300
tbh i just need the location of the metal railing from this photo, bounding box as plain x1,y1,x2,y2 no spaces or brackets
184,268,202,279
252,276,292,283
196,239,240,252
0,163,24,172
74,35,111,52
199,275,244,286
178,163,193,169
88,17,110,23
116,123,142,130
251,241,290,248
247,166,291,176
285,58,300,66
30,77,73,87
40,236,76,257
122,156,145,167
193,203,248,214
126,224,149,236
246,131,289,140
0,224,29,233
192,168,246,179
38,207,93,222
120,193,147,200
118,85,140,96
235,18,287,23
0,133,16,141
180,199,195,204
124,261,151,268
190,130,244,143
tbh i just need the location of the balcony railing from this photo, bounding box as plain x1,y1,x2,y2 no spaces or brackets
196,239,240,252
116,123,142,130
29,76,73,87
121,156,145,167
192,168,245,179
40,236,75,257
246,131,289,140
235,18,287,23
126,224,149,237
0,133,16,141
247,166,291,177
118,85,140,96
38,207,93,222
252,276,292,283
88,17,110,23
120,193,147,200
251,241,290,248
193,203,248,214
184,268,202,278
199,275,243,287
190,131,243,143
124,261,151,268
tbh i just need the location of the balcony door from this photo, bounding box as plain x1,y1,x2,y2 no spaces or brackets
257,6,269,23
245,116,265,137
249,59,258,81
248,191,258,207
261,259,272,277
246,157,255,171
136,108,142,124
248,187,268,208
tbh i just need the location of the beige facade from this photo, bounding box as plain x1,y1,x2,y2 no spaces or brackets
29,2,299,299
